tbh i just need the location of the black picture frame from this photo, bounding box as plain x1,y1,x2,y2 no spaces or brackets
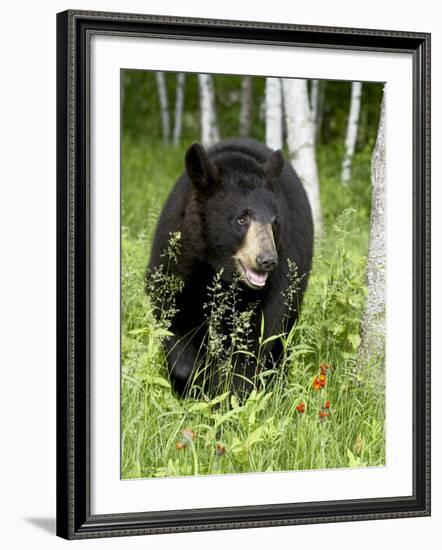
56,9,431,540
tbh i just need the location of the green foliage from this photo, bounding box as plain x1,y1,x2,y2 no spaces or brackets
317,80,383,147
122,70,382,149
122,72,267,144
121,137,186,238
121,136,385,479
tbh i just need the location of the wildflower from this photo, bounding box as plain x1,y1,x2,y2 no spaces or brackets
319,401,331,422
295,401,305,414
313,363,329,390
320,363,331,375
215,443,227,456
176,428,196,450
313,376,322,391
160,231,182,263
182,428,196,444
282,259,305,316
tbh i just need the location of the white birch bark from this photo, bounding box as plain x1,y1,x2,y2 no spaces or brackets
156,72,170,144
198,74,220,147
265,78,283,150
341,81,363,184
314,80,325,144
310,79,326,145
173,73,186,145
360,94,386,366
310,80,320,124
282,78,323,236
239,76,253,137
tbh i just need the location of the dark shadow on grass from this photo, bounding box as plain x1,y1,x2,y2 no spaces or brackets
24,517,56,535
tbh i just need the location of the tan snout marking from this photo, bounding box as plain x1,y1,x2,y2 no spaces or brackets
234,220,276,270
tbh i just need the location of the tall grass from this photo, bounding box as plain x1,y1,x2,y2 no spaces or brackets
121,136,385,479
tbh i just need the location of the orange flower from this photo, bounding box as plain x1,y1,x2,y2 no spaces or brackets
296,401,305,413
325,400,331,409
319,409,330,422
313,376,322,390
176,428,196,450
182,428,196,443
215,443,227,456
320,363,331,375
319,373,326,388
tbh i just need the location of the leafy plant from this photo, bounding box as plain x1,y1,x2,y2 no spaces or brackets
121,138,385,479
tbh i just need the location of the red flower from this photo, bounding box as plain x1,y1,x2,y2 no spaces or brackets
314,364,329,390
319,409,330,422
296,401,305,414
313,376,322,390
215,443,227,456
325,400,331,409
320,363,331,375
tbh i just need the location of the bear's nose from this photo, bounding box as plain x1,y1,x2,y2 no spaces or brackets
256,254,278,272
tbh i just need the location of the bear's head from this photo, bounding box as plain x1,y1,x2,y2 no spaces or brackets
185,143,284,290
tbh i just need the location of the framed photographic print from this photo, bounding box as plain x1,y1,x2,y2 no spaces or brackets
56,9,431,539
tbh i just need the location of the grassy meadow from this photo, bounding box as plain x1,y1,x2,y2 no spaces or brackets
121,138,385,479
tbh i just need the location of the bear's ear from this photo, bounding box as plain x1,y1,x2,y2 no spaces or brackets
262,150,284,182
185,143,219,193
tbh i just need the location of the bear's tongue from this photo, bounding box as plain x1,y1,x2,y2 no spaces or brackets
245,268,268,287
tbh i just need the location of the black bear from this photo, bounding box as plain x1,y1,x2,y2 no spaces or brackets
147,138,314,397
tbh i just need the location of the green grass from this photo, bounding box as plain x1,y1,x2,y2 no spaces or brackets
121,135,385,479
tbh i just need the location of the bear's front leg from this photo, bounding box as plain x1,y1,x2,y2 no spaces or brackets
164,332,200,397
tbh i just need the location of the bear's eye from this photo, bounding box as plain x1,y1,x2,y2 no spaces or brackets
237,214,250,226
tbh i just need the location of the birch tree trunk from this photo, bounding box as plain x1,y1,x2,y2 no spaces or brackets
360,94,386,366
173,73,186,145
341,81,363,184
282,78,323,236
309,79,324,144
155,71,170,144
314,80,325,144
239,76,253,137
265,78,283,150
198,74,220,147
310,80,320,125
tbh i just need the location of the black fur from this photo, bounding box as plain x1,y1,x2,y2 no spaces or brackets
147,138,314,397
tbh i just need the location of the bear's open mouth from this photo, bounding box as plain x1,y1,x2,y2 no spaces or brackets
237,260,268,289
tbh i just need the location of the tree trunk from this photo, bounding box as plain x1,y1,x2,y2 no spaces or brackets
173,73,186,145
265,78,283,150
198,74,220,147
341,81,363,184
282,78,323,236
310,79,324,144
155,71,170,144
314,80,326,144
239,76,253,137
310,80,319,124
360,94,386,366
